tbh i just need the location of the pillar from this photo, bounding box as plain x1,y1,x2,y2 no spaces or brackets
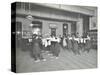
68,23,71,35
76,17,83,37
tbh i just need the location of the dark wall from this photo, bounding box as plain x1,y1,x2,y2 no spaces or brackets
83,16,89,33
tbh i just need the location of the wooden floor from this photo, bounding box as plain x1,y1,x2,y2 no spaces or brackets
16,46,97,73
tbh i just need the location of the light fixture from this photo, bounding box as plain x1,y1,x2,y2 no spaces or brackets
64,26,67,29
30,23,34,27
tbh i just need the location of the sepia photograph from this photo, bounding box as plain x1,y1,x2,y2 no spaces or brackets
11,2,97,73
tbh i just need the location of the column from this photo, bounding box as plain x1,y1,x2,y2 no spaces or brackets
68,23,71,35
76,17,83,37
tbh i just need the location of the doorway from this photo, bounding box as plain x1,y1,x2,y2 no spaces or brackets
63,23,68,36
51,28,56,36
32,21,42,36
71,22,76,35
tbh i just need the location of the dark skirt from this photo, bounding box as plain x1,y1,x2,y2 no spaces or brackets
67,39,72,50
32,42,43,60
33,43,41,54
84,40,91,52
53,43,61,57
50,41,60,57
60,38,63,48
72,40,79,54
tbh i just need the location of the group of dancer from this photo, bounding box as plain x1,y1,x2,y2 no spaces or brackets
60,33,91,55
29,34,61,62
27,32,91,62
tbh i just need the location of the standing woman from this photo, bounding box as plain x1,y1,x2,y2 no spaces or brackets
63,36,67,49
84,34,91,53
50,35,56,55
67,34,72,51
82,32,88,51
52,37,61,59
72,40,80,55
32,34,45,62
59,35,63,48
71,34,80,55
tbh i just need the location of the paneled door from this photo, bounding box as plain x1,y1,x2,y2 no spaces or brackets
63,23,68,36
51,28,56,37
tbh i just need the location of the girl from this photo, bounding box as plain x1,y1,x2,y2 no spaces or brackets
67,34,72,51
52,37,61,59
71,34,80,55
32,34,46,62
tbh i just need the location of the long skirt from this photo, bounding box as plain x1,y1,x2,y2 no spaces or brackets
84,40,91,53
67,40,72,50
53,43,60,57
32,43,43,60
50,41,56,54
60,38,63,48
72,40,80,54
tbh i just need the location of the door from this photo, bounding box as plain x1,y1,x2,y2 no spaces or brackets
51,28,56,37
63,23,68,36
32,21,42,36
71,22,76,35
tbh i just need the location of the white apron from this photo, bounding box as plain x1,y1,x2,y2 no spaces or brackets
63,38,67,47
